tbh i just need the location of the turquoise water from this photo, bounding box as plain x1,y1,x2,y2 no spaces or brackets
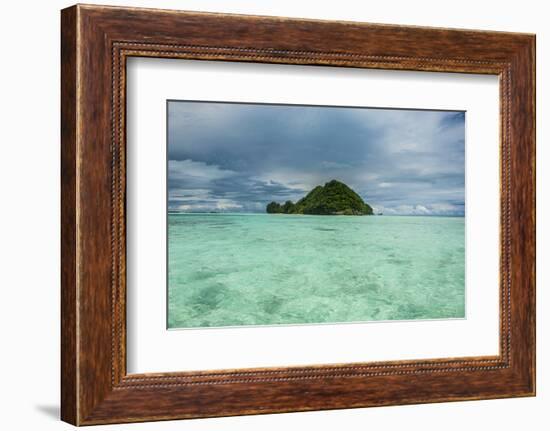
168,214,465,329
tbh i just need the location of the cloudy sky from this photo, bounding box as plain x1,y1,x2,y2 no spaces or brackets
167,101,465,216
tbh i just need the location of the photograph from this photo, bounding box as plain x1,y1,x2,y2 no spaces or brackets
41,1,536,426
167,100,466,329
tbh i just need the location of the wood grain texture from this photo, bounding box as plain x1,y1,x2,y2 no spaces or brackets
60,5,78,425
60,4,536,425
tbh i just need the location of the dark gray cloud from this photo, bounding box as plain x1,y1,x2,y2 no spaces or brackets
168,101,465,215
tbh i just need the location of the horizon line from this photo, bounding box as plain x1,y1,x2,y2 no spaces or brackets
167,211,465,217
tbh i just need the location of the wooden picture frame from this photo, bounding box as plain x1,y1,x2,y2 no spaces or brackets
61,4,535,425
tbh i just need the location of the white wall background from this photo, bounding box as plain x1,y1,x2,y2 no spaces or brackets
0,0,546,429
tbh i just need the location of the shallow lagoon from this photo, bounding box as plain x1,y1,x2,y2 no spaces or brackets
168,213,465,328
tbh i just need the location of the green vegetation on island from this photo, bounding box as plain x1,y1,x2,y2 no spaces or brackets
266,180,373,215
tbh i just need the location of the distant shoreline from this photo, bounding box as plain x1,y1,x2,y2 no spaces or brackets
168,212,465,218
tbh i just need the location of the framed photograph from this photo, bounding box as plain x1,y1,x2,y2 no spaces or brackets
61,4,535,425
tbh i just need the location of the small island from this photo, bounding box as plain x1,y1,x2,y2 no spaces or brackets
266,180,373,215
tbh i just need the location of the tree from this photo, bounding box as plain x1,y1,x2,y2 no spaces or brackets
282,200,295,213
266,201,282,213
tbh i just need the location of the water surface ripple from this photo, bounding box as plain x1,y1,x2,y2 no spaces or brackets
168,214,465,328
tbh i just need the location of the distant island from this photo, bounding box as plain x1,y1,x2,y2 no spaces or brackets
266,180,373,216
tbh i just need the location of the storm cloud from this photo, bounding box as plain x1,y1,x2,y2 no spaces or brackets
168,101,465,216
